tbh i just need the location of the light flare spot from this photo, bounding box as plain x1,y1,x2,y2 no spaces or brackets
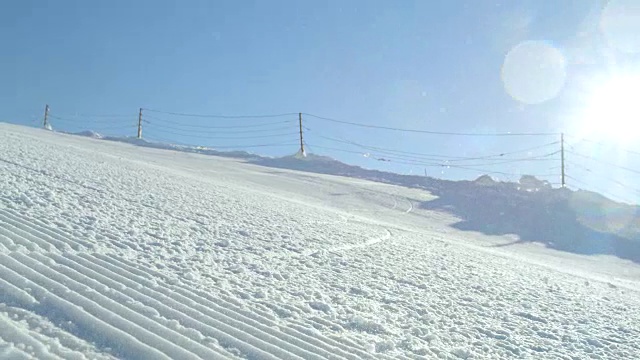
501,40,567,104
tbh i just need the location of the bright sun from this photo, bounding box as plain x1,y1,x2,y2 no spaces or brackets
580,72,640,143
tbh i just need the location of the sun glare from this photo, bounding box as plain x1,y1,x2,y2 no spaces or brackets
579,73,640,143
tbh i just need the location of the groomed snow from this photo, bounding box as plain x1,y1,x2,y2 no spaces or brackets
1,123,639,359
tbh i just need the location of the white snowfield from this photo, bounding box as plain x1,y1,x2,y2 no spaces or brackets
1,123,639,360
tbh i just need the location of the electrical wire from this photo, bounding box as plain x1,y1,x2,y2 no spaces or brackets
143,115,295,129
305,127,561,163
565,160,640,195
303,113,560,136
564,134,640,158
48,114,136,124
342,145,556,167
305,126,559,159
143,128,299,141
144,134,182,145
144,125,298,139
147,130,298,140
143,108,299,119
440,152,559,167
42,108,640,199
143,133,298,149
50,113,134,118
566,150,640,176
564,175,633,203
51,124,137,132
308,144,556,178
141,108,558,135
204,143,299,149
145,121,294,134
393,159,557,177
48,118,138,132
81,125,138,131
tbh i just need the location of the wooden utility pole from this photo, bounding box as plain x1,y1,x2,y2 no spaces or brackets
298,112,305,155
137,108,143,139
561,133,565,187
43,104,50,129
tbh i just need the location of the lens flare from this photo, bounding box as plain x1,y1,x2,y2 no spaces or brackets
501,40,567,104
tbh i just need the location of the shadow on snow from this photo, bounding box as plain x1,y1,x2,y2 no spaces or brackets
64,130,640,265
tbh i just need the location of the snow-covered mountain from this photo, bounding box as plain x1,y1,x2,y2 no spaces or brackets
1,123,640,359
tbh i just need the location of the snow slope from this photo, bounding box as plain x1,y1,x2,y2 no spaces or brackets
75,128,640,263
1,123,640,359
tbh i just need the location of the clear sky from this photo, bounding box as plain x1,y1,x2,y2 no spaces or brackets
2,0,640,203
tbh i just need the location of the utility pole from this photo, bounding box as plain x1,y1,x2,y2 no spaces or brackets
561,133,565,188
137,108,143,139
43,104,50,129
298,112,305,156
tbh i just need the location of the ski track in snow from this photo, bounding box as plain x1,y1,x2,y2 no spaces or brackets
1,123,640,359
405,200,413,214
303,228,392,257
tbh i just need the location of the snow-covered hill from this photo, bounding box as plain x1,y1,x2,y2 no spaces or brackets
1,123,640,359
73,127,640,264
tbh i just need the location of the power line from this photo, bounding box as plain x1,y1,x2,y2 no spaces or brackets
139,108,554,136
564,174,633,203
308,144,555,178
143,134,297,149
202,142,299,149
147,122,294,134
144,128,299,141
53,124,137,132
143,115,295,129
165,125,294,134
566,150,640,176
49,113,134,118
143,108,299,119
565,160,640,195
47,118,137,132
564,134,640,158
565,160,594,173
303,113,559,137
144,134,180,144
309,144,374,156
390,158,557,177
305,126,558,159
448,141,560,161
338,142,557,167
48,114,136,124
442,152,560,167
305,127,560,163
43,107,640,199
81,125,138,131
565,175,594,189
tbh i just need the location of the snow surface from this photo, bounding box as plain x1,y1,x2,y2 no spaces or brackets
1,123,640,359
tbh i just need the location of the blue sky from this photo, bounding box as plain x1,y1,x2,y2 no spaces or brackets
2,0,640,203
